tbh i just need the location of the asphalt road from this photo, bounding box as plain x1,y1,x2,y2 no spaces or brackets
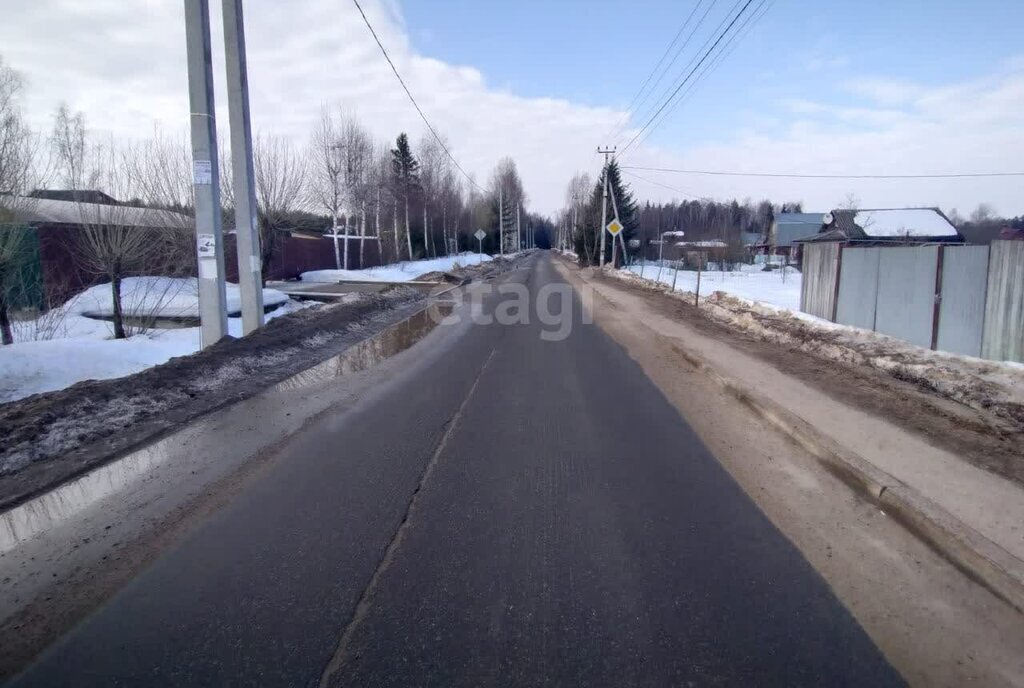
10,254,903,686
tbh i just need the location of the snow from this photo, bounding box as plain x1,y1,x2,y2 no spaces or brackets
855,209,957,237
0,283,307,404
302,253,492,283
627,262,802,312
65,277,289,318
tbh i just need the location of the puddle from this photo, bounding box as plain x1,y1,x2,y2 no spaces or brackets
0,303,453,554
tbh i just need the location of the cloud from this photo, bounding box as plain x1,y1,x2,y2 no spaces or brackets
624,63,1024,217
0,0,622,215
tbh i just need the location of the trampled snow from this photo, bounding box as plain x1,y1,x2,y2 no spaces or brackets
0,279,302,404
627,262,802,312
855,209,957,237
302,253,492,283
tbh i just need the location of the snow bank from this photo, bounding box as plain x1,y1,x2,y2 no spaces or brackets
627,262,801,312
65,277,288,318
0,298,309,404
302,253,492,283
608,266,1024,425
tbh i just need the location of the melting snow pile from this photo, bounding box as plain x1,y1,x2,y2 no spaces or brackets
0,278,299,403
301,253,492,283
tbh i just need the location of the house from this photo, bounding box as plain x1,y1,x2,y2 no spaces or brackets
771,213,826,262
2,193,192,308
809,207,964,245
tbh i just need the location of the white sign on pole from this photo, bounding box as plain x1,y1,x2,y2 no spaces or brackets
475,229,486,264
192,160,212,185
474,229,486,241
606,218,623,236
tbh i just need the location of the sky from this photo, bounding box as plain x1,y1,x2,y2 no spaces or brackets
1,0,1023,218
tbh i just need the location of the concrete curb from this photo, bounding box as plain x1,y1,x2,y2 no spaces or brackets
571,259,1024,614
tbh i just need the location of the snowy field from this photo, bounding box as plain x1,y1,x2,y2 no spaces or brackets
302,252,492,283
627,261,802,312
0,278,299,403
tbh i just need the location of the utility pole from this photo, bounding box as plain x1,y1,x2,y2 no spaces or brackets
222,0,264,334
184,0,228,348
597,146,615,267
516,203,521,252
499,186,504,256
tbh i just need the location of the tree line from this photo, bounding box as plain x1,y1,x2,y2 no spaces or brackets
0,53,536,342
557,160,802,267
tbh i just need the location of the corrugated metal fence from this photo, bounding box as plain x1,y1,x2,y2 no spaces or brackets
800,240,1023,362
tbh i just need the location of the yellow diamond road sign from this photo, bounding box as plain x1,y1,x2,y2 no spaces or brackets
606,219,623,236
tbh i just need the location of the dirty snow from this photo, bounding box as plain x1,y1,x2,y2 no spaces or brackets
609,266,1024,425
302,253,492,283
628,261,802,311
0,291,308,404
855,209,957,237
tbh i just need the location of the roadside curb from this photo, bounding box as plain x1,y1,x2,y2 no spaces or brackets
566,258,1024,614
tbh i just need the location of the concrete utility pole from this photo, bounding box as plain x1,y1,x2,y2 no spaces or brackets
499,186,504,256
516,203,521,251
222,0,264,334
184,0,228,348
597,146,615,266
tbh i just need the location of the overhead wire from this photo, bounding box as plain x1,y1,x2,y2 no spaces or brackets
619,0,757,155
351,0,485,193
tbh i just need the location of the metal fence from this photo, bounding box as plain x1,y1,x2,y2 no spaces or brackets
800,241,1023,362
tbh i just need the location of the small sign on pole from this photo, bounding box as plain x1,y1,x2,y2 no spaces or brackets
605,218,623,237
474,229,486,264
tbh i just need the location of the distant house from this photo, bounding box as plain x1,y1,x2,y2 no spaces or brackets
3,193,192,308
770,213,827,261
800,208,964,245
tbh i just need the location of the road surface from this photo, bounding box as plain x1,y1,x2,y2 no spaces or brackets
11,254,902,686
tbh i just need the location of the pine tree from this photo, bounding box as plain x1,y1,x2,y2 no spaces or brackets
578,160,638,266
390,133,420,259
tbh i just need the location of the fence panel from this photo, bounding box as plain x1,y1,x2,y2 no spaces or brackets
799,242,839,320
874,246,939,349
835,247,880,331
936,245,989,357
982,240,1024,362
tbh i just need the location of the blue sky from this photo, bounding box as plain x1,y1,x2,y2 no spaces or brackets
403,0,1024,154
3,0,1022,215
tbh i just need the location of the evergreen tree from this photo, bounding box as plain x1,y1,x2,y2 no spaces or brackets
390,133,420,258
577,160,638,266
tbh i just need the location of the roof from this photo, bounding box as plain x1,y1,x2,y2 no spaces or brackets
29,189,119,205
3,195,190,229
774,213,826,247
741,232,765,246
675,240,727,248
831,208,961,242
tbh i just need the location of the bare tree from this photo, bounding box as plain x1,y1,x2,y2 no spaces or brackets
336,115,371,269
0,56,42,344
307,105,344,268
253,133,306,279
970,203,994,225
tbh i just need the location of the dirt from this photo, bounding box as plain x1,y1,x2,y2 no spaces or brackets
596,270,1024,488
0,288,425,511
567,262,1024,686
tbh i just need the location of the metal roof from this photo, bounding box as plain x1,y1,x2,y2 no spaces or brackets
3,195,191,229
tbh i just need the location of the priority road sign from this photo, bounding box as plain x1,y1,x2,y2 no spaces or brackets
474,229,486,241
606,219,623,236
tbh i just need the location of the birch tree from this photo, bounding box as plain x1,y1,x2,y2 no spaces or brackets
253,133,306,278
307,105,344,268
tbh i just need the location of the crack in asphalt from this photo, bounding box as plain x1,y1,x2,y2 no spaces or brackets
318,346,498,687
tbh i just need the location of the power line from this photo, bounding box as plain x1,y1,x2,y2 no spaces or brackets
621,165,1024,179
351,0,485,193
606,0,715,142
625,0,772,154
620,0,756,155
622,169,700,199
